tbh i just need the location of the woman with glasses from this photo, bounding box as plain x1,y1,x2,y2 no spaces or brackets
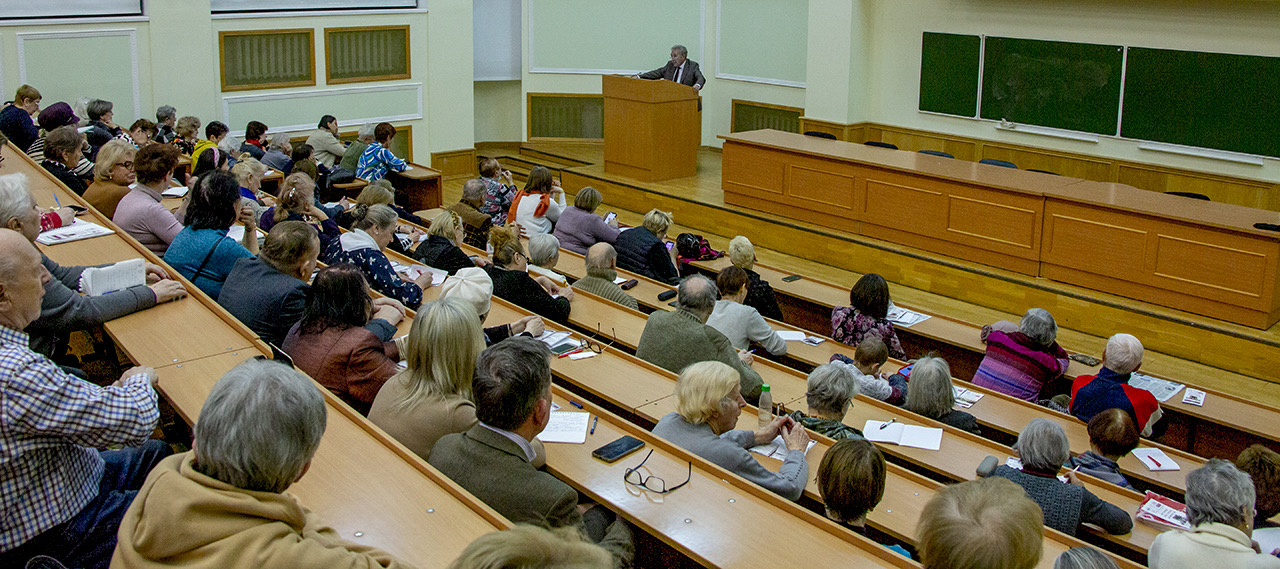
652,360,811,501
83,139,136,218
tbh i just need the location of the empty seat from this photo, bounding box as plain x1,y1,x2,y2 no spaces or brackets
803,131,837,140
918,150,954,159
978,158,1018,169
1165,191,1211,201
864,141,899,150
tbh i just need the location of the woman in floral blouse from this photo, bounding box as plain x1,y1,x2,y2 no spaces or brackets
830,273,905,359
477,157,518,226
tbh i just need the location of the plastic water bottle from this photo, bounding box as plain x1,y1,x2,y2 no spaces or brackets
758,384,773,427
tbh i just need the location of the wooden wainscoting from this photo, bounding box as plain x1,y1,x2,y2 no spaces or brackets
731,100,803,134
430,148,478,179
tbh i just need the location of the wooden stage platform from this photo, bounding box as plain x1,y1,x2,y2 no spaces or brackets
464,140,1280,406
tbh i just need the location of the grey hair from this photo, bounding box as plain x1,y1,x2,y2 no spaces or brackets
1019,308,1058,347
354,203,398,232
1053,547,1120,569
86,99,113,121
904,356,955,420
269,132,292,151
1186,459,1256,527
584,243,617,273
156,105,177,123
357,122,377,142
193,358,327,493
676,275,718,317
218,133,241,155
806,363,859,417
0,173,36,227
671,44,688,57
461,178,486,203
1014,418,1070,472
1104,333,1144,375
527,234,560,267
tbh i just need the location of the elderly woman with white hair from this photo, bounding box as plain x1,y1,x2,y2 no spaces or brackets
787,363,864,440
260,133,293,173
1068,333,1164,437
526,233,567,287
653,361,811,501
989,418,1133,537
614,208,680,285
111,359,414,568
1149,459,1280,568
727,236,783,321
904,356,982,436
1054,547,1121,569
324,203,431,309
972,308,1071,402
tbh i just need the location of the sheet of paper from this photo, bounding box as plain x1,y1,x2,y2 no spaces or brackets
1181,388,1206,406
749,435,816,460
402,165,414,171
801,336,825,346
863,420,906,444
775,330,807,342
1132,448,1180,471
898,425,944,451
886,306,931,327
568,351,597,361
79,258,145,296
952,387,984,408
536,412,590,444
36,219,114,245
323,202,342,209
538,331,572,348
613,277,628,285
225,225,246,242
1128,373,1185,402
1253,528,1280,555
161,185,189,198
1139,496,1191,529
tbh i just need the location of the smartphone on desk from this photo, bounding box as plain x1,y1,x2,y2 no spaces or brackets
593,436,645,463
604,211,617,224
781,274,802,283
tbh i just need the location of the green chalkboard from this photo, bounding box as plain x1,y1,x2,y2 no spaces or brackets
919,32,981,117
1122,48,1280,158
980,37,1124,135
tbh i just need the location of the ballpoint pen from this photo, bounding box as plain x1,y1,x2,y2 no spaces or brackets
569,401,584,409
879,418,896,430
590,416,598,435
53,193,61,208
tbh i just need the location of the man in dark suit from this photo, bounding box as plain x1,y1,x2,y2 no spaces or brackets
428,337,633,566
637,44,706,91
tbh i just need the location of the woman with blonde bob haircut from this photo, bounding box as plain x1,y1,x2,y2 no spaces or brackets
653,361,811,500
369,298,486,460
614,208,679,284
414,209,482,275
230,153,269,218
917,477,1044,569
83,139,137,218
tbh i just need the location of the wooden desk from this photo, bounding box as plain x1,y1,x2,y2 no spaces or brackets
719,130,1280,329
157,353,507,568
389,163,443,213
546,388,918,568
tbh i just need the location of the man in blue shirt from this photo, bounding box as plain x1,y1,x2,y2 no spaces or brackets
0,229,170,569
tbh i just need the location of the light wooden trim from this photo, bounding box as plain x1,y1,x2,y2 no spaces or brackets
730,98,804,134
218,28,315,92
525,92,605,141
430,148,477,179
323,24,411,85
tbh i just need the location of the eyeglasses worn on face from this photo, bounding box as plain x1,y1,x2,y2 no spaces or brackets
624,450,692,494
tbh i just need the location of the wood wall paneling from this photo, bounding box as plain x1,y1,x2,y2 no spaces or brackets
430,148,478,179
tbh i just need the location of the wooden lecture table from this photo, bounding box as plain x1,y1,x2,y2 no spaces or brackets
719,130,1280,329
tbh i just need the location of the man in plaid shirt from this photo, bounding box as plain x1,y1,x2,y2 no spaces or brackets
0,229,170,569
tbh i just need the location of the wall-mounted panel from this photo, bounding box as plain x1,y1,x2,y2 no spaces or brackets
18,29,141,123
716,0,806,86
1,1,141,19
529,0,702,74
219,29,315,91
325,25,411,85
212,0,416,13
223,83,423,134
474,0,520,81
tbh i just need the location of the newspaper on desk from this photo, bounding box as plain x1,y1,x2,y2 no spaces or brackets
952,386,985,408
1127,372,1185,402
887,306,930,327
36,219,114,245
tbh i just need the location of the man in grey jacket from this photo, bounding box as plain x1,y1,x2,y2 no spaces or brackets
429,338,633,567
0,172,186,359
636,275,763,403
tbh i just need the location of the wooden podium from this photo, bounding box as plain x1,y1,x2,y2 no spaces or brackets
602,75,701,182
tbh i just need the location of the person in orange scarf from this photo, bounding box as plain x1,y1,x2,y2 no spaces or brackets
507,166,565,237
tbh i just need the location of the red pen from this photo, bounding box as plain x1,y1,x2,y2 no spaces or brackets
1148,456,1162,468
558,347,585,358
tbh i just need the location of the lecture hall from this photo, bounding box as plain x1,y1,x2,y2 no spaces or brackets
1,1,1279,568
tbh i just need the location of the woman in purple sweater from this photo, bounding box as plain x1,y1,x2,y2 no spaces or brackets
552,186,620,255
971,308,1070,401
